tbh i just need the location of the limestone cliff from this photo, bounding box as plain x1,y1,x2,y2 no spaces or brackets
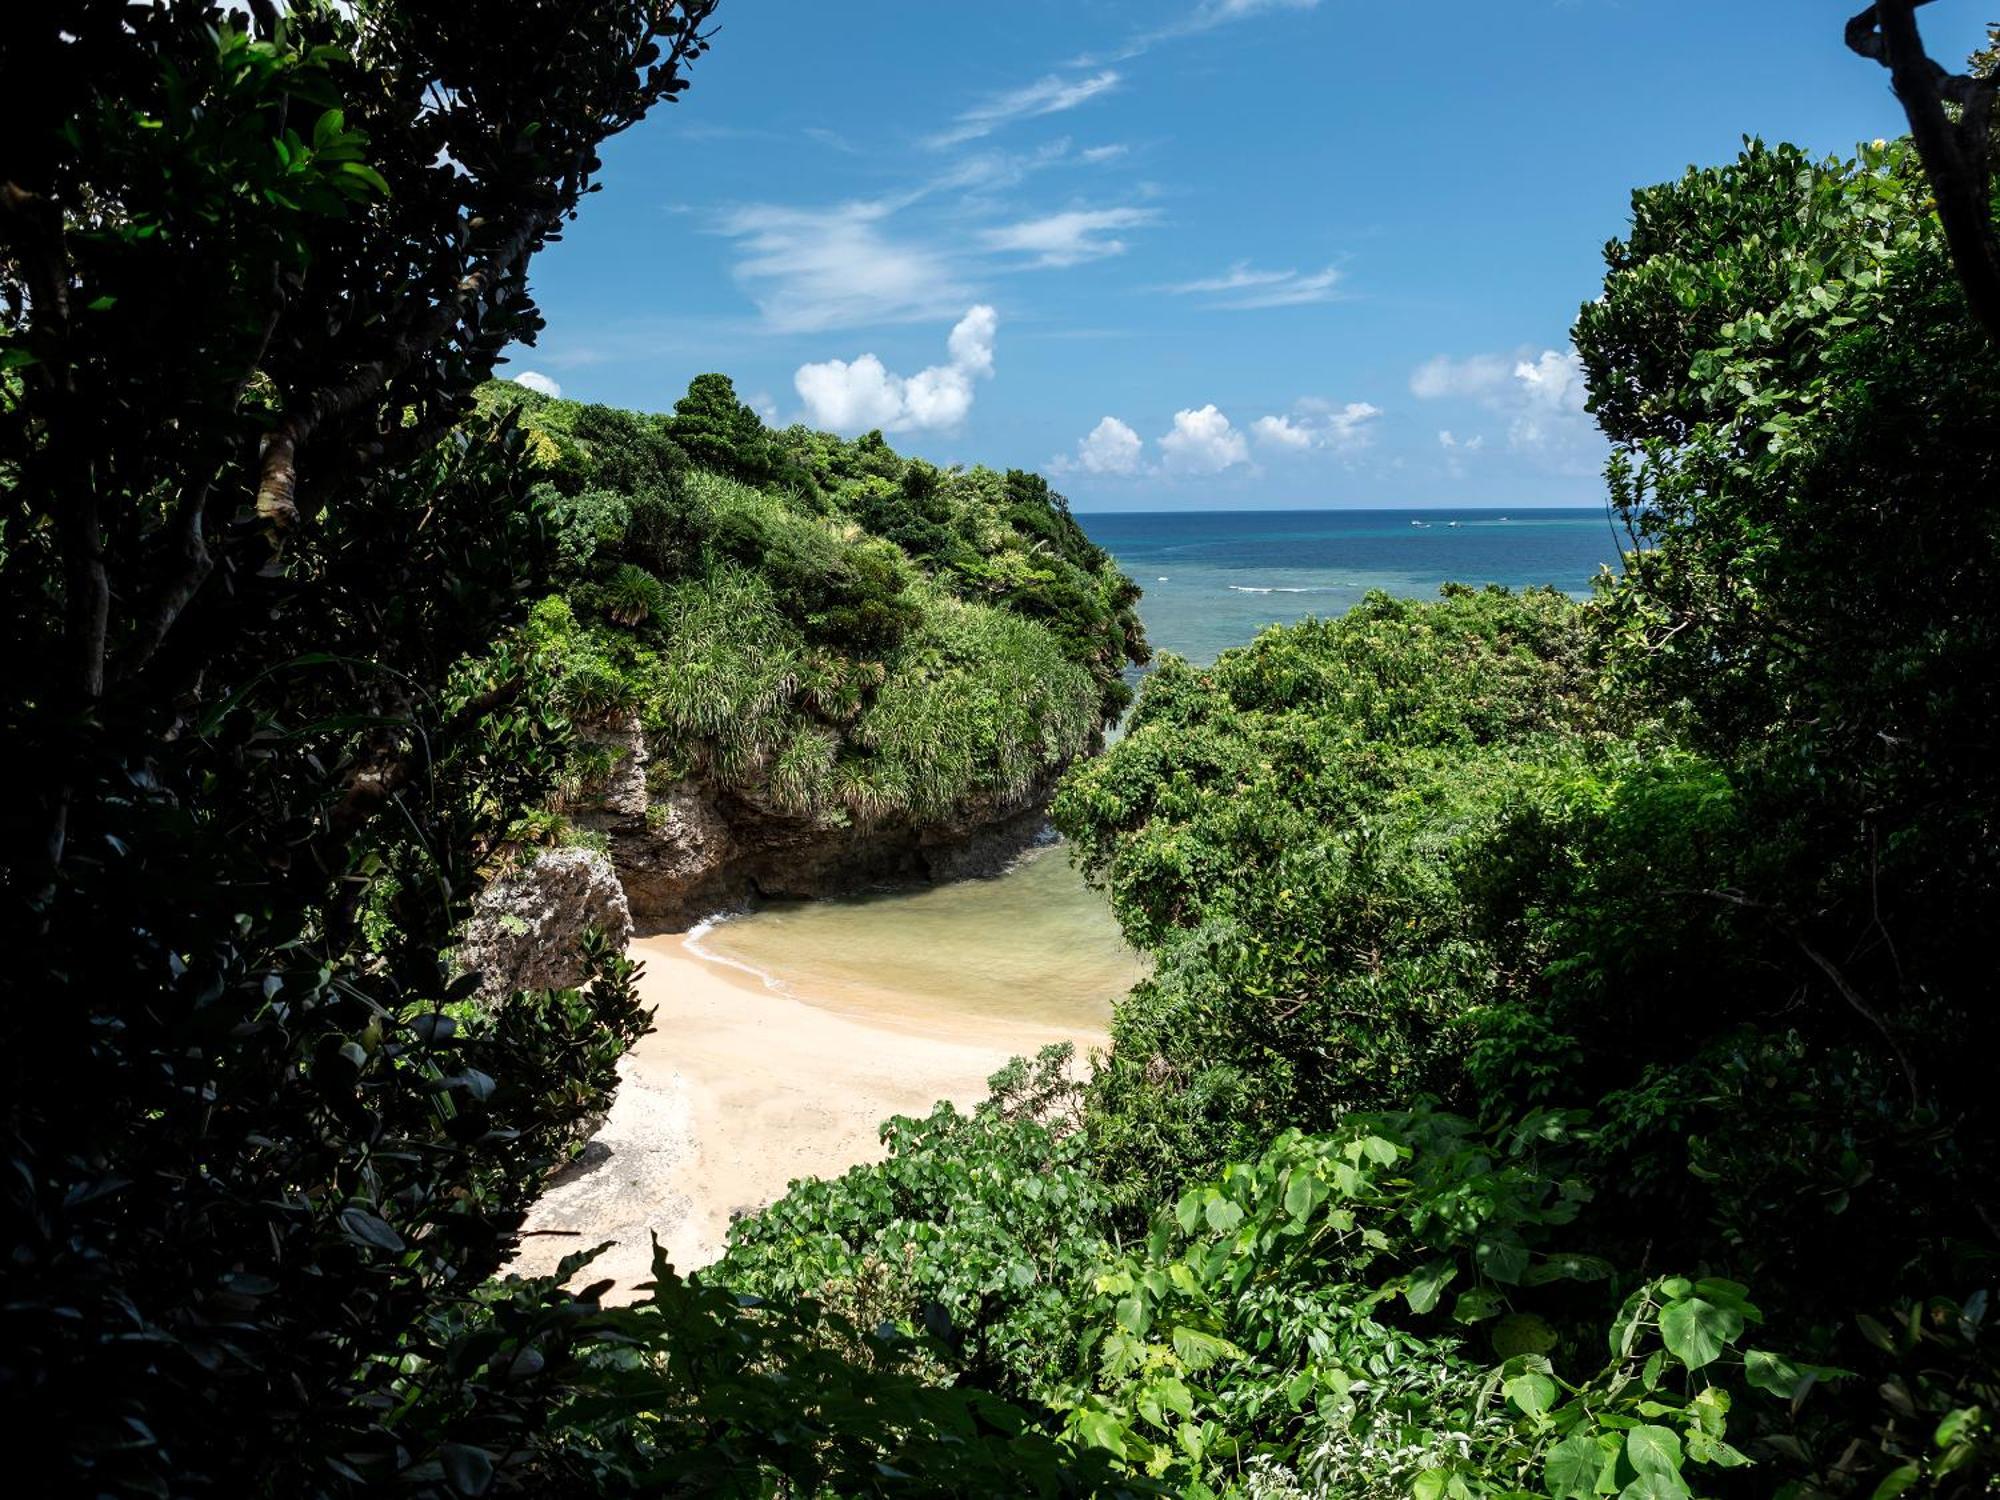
570,717,1064,929
458,847,634,998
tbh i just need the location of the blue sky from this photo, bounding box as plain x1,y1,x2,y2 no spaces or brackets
506,0,1989,510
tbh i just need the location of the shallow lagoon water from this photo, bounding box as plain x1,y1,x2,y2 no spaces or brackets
684,508,1623,1037
692,840,1144,1040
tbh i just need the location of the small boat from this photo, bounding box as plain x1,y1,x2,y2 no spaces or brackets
1157,576,1169,582
1410,519,1430,528
1448,521,1462,528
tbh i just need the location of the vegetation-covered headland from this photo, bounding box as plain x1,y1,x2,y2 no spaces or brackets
6,1,2000,1497
478,374,1145,929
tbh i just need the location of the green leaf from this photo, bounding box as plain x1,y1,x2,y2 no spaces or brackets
438,1442,493,1496
339,160,392,196
339,1206,405,1254
1406,1258,1457,1314
1743,1348,1800,1397
1934,1407,1981,1446
1870,1464,1919,1500
1505,1372,1558,1417
1170,1325,1244,1371
1545,1433,1607,1499
1175,1193,1201,1235
1476,1229,1530,1285
1203,1195,1243,1233
1617,1474,1689,1500
1659,1296,1742,1370
1455,1286,1505,1324
1525,1253,1615,1285
1283,1168,1326,1221
1625,1425,1684,1479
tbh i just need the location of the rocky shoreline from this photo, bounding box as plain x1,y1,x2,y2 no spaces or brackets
461,714,1077,993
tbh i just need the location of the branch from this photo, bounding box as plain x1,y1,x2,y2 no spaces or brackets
249,0,720,541
253,205,546,535
1847,2,2000,346
117,261,291,685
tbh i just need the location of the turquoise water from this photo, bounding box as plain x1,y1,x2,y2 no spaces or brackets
695,508,1624,1030
1083,507,1621,665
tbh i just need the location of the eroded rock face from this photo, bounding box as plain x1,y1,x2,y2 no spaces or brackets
599,772,1063,931
459,847,634,998
546,709,1092,931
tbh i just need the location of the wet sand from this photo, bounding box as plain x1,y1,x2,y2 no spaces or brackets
510,932,1107,1298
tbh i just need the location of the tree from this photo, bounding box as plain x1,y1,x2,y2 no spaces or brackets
667,370,773,484
1845,2,2000,344
0,2,716,1491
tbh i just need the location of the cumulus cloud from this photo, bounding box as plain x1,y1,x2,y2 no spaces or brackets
947,304,998,376
1054,415,1145,476
512,370,561,398
929,70,1121,148
1412,347,1593,454
794,305,999,436
1159,405,1249,473
716,198,969,334
984,206,1159,267
1253,398,1381,452
1166,261,1342,309
1437,430,1485,450
1506,349,1588,448
1252,414,1314,450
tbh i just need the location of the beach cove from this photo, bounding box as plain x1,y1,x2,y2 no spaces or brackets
516,508,1622,1292
512,848,1130,1294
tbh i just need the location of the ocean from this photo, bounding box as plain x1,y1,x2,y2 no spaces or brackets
1083,507,1622,666
691,508,1624,1033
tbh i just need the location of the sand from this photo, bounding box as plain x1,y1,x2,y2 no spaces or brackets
509,932,1105,1298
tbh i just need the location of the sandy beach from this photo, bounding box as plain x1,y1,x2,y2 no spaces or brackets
510,932,1106,1298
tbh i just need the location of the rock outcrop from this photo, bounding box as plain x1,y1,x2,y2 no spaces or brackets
458,846,634,998
584,770,1063,931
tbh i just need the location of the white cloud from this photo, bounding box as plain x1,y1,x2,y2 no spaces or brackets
1508,349,1588,449
930,70,1121,148
512,370,561,398
1078,144,1130,164
984,206,1158,267
1410,353,1514,400
1413,346,1595,458
794,305,999,436
1159,405,1249,473
929,138,1075,195
946,303,998,376
1166,261,1342,309
1254,398,1381,452
1252,414,1314,450
716,198,969,334
1056,415,1145,475
1437,430,1485,450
